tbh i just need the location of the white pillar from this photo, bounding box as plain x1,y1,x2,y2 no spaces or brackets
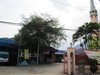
73,51,75,74
67,52,71,75
67,48,76,75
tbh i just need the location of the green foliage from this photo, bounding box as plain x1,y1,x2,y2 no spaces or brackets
89,58,98,65
73,22,100,49
89,58,98,74
14,13,66,50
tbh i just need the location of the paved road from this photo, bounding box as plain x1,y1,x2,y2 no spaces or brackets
0,63,66,75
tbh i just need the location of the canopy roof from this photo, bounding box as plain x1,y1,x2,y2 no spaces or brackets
0,38,17,47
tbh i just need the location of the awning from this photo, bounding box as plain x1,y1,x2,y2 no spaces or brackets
0,38,17,48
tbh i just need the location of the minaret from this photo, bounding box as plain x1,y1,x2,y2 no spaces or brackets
90,0,98,23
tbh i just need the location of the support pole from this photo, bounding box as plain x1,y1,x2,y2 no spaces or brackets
37,39,39,64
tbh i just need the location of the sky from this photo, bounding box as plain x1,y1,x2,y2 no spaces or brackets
0,0,100,50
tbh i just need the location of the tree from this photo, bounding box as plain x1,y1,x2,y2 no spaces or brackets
89,58,98,75
14,13,66,51
73,22,100,50
73,23,88,49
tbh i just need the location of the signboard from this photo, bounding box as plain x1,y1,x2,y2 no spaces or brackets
24,49,29,59
85,50,100,64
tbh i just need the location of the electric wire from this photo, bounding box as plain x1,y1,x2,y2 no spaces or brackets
0,21,23,26
0,20,76,31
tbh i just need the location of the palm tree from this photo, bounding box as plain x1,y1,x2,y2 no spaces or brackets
73,23,88,49
88,22,100,49
73,22,100,50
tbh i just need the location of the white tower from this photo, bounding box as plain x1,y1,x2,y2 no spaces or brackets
90,0,98,23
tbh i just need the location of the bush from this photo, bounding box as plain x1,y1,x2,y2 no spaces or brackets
89,58,98,74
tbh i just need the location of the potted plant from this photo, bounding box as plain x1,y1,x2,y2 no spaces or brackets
89,58,98,75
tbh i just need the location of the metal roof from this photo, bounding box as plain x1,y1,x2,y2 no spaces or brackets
0,38,17,47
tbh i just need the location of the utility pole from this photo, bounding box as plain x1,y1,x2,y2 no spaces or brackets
17,39,20,66
17,33,21,66
37,38,39,64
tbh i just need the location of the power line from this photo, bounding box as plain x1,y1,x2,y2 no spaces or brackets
61,28,76,31
0,20,76,31
50,0,85,11
0,21,23,26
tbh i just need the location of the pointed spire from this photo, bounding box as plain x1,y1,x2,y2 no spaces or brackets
90,0,96,10
90,0,98,23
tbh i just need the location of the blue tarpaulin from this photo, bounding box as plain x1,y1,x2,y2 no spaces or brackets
0,38,17,47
